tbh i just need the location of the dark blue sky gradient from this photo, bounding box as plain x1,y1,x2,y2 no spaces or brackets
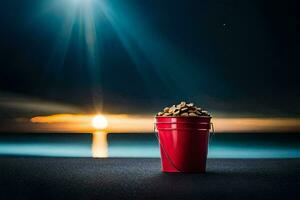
0,0,299,117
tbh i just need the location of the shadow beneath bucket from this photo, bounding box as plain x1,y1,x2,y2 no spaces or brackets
158,171,223,178
150,169,276,180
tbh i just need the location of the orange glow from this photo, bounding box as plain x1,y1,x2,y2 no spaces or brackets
212,118,300,132
31,114,91,124
29,114,154,133
2,114,296,133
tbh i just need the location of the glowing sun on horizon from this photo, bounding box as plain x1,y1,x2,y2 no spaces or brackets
92,115,108,130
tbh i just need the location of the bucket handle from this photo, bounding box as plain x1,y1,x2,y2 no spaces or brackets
209,122,215,146
210,122,215,139
153,122,215,172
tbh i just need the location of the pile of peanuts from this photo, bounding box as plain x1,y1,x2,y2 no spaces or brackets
156,101,210,117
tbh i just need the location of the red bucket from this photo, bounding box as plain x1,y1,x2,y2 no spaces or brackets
155,116,212,173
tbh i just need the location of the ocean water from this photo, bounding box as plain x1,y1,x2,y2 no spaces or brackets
0,133,299,158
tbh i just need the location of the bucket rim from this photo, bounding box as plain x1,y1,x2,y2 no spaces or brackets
156,128,211,131
155,122,210,124
155,116,211,119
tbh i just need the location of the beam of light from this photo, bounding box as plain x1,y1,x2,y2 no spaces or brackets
95,2,162,98
78,0,104,112
32,0,79,79
98,1,211,98
32,0,105,112
33,0,213,112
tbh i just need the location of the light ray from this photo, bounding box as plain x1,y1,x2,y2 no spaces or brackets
98,1,209,98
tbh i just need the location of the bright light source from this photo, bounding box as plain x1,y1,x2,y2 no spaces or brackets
92,115,108,130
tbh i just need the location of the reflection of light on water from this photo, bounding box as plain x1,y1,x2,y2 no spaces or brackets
92,131,108,158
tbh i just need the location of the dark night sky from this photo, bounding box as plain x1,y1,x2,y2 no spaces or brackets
0,0,299,117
